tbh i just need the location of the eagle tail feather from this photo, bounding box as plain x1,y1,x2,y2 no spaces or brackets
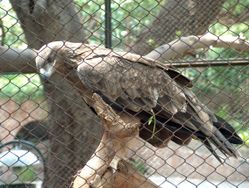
213,116,243,144
208,130,239,158
198,137,223,163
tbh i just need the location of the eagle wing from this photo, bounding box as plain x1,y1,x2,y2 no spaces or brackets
72,45,239,161
76,53,187,115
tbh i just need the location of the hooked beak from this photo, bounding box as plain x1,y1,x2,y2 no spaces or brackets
39,67,54,82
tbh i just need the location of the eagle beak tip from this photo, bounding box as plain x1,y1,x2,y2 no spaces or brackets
39,68,53,82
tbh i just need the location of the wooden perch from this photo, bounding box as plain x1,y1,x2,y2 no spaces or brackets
97,159,157,188
73,156,158,188
92,94,140,138
146,32,249,61
72,93,140,188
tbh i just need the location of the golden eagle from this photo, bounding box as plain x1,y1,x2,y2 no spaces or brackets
36,41,243,162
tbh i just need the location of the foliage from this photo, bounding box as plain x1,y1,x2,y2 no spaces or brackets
148,110,157,138
14,166,38,182
75,0,165,48
0,74,43,103
222,0,249,16
130,158,150,175
216,105,249,145
0,0,26,48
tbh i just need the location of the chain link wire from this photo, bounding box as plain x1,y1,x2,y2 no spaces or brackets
0,0,249,187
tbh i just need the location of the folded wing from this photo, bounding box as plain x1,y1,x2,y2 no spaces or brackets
73,46,241,162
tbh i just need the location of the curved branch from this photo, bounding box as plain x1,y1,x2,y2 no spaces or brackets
145,33,249,61
100,160,157,188
1,31,249,74
72,93,139,188
0,46,37,73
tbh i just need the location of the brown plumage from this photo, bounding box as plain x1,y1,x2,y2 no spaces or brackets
36,41,243,162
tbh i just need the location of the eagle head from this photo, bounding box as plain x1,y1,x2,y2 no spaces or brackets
36,41,82,80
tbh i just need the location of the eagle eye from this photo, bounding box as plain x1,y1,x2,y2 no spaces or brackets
47,56,53,63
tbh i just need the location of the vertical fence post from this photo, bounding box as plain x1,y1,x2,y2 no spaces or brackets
105,0,112,48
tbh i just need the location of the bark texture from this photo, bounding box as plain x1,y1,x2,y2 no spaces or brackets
78,159,158,188
0,46,36,73
103,160,157,188
10,0,85,49
72,93,139,188
133,0,226,55
146,33,249,61
9,0,102,188
44,76,102,188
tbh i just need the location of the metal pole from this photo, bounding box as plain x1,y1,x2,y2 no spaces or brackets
105,0,112,48
164,59,249,68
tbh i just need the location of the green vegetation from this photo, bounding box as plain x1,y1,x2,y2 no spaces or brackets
14,166,38,182
148,110,157,138
130,158,150,175
217,105,249,145
0,1,26,47
75,0,164,47
0,74,43,103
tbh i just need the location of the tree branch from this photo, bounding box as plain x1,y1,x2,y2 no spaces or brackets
98,160,157,188
72,93,139,188
1,32,249,74
1,31,249,74
145,32,249,61
0,46,37,73
72,131,116,188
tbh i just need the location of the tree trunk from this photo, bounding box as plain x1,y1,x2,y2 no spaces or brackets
9,0,103,188
132,0,226,55
10,0,86,49
43,75,102,188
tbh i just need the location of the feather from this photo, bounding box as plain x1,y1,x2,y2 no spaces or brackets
77,55,187,114
213,116,243,144
36,42,242,163
73,45,241,161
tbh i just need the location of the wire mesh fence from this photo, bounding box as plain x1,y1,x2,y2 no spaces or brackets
0,0,249,188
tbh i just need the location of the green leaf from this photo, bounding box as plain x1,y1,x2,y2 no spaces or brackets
175,30,182,37
149,110,157,139
148,116,154,125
